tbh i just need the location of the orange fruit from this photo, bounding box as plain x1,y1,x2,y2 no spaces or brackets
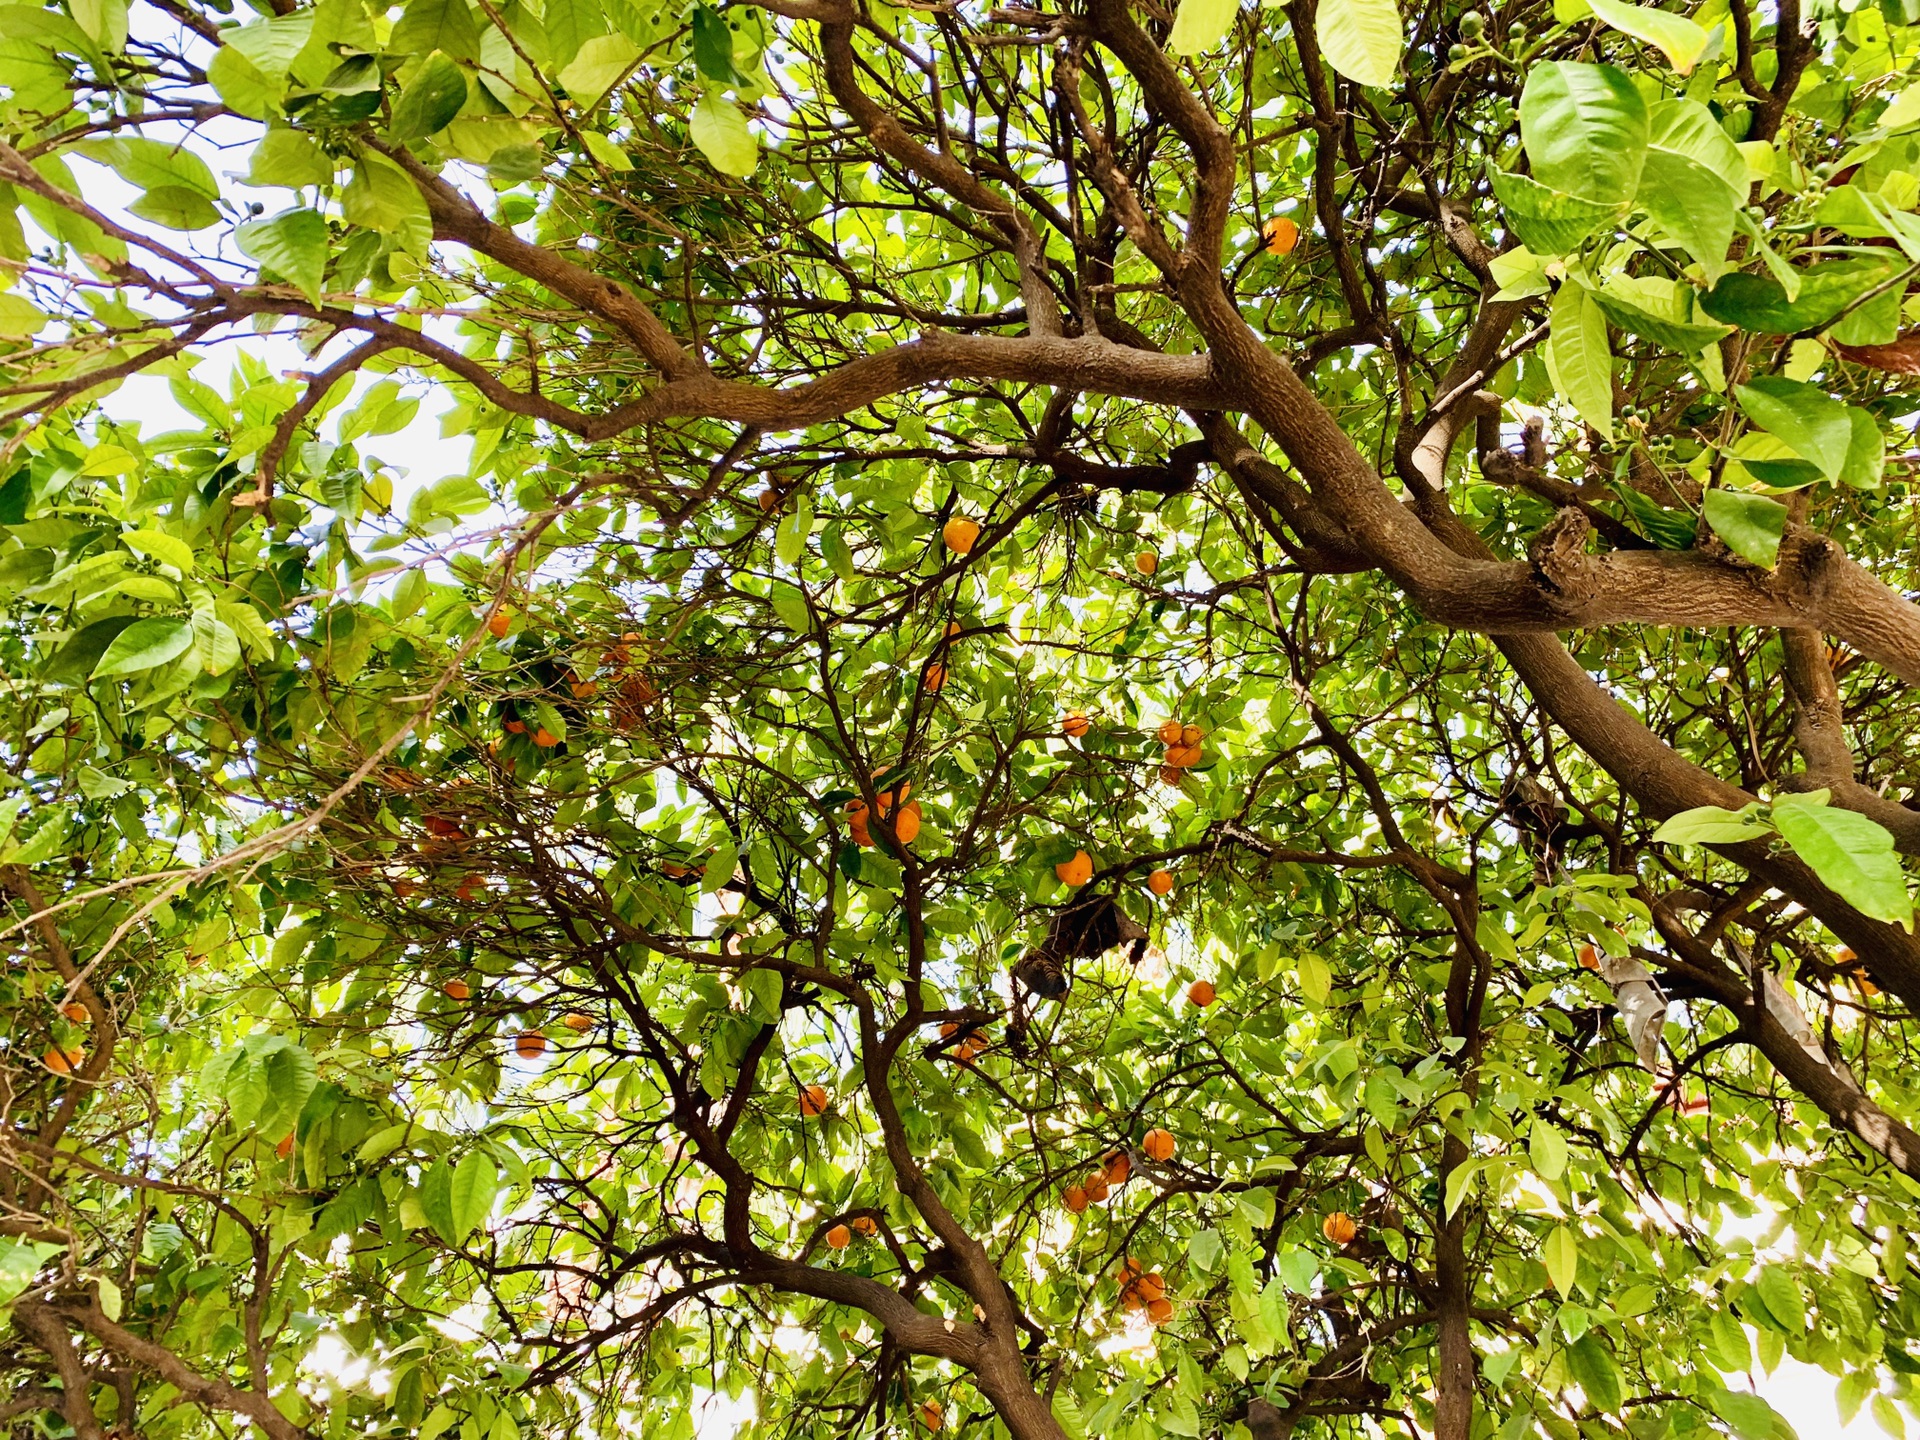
562,1012,593,1033
1180,724,1203,747
60,1002,89,1023
515,1031,548,1060
1164,743,1202,768
1156,720,1184,746
662,861,697,879
1063,1184,1089,1214
1578,944,1601,971
826,1224,851,1250
1083,1173,1110,1204
455,875,484,903
1054,850,1093,886
571,681,599,699
533,728,559,748
941,518,980,554
919,1400,944,1432
946,621,963,638
1148,870,1174,897
487,608,511,638
393,879,416,898
1104,1150,1131,1185
892,801,922,845
1837,946,1857,963
276,1133,295,1160
1159,765,1183,786
1119,1286,1145,1312
1147,1296,1175,1325
1137,1272,1166,1301
1062,712,1091,738
1263,215,1299,256
800,1083,829,1117
940,1022,961,1039
1118,1256,1143,1282
505,719,527,734
444,979,472,1001
852,1215,879,1236
1142,1128,1175,1162
1322,1211,1357,1245
923,663,946,693
1187,979,1215,1007
849,815,874,848
44,1046,80,1076
1134,551,1158,575
758,488,781,512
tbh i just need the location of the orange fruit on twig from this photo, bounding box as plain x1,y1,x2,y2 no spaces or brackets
443,979,472,1001
487,608,511,638
1187,980,1215,1007
1054,850,1093,886
799,1083,829,1117
1062,712,1091,738
1322,1210,1358,1245
1148,870,1174,897
1263,215,1299,256
1156,720,1184,746
826,1224,851,1250
1142,1128,1175,1162
941,518,980,555
514,1031,548,1060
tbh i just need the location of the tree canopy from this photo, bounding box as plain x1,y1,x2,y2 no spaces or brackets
0,0,1915,1435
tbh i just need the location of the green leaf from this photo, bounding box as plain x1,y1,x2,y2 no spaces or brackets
690,6,737,80
207,45,284,119
448,1151,498,1236
1565,1334,1624,1412
1443,1157,1482,1217
559,33,640,110
689,90,758,177
1699,258,1898,335
91,617,193,678
390,51,468,139
541,0,608,69
390,0,481,61
1313,0,1401,87
0,805,68,865
43,616,137,683
1489,169,1620,255
120,529,195,574
1167,0,1237,51
1529,1121,1567,1181
769,581,810,632
1542,1224,1579,1293
1297,953,1331,1005
126,186,218,231
1751,1265,1807,1336
580,130,632,170
342,155,431,256
223,12,312,76
1652,803,1770,845
419,1160,458,1243
246,129,332,189
1520,62,1649,205
1842,407,1885,489
775,497,812,567
1635,151,1737,276
1584,0,1709,73
1734,377,1853,480
1546,282,1613,439
1591,287,1732,354
1702,489,1786,568
236,208,328,306
0,295,48,338
1771,794,1913,927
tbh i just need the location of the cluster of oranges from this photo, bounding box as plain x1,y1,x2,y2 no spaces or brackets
1155,720,1204,783
436,980,592,1060
847,773,922,847
1115,1256,1175,1325
1062,1130,1177,1213
824,1215,881,1249
939,1022,990,1062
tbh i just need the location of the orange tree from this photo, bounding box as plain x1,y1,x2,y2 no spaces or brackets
0,0,1916,1434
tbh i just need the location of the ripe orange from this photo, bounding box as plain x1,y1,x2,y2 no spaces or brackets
1054,850,1093,886
1263,215,1299,256
940,1022,961,1039
60,1002,89,1023
1136,1272,1166,1301
852,1215,879,1236
1837,946,1857,963
1179,724,1203,747
562,1012,593,1033
1117,1256,1142,1282
1156,720,1184,746
1146,1296,1175,1324
504,719,526,734
444,979,472,1001
941,518,980,555
571,681,599,699
1142,1128,1175,1162
758,487,781,512
487,608,511,638
1322,1210,1357,1245
44,1046,81,1076
849,814,874,848
515,1031,548,1060
826,1224,851,1250
1062,711,1091,738
799,1083,829,1117
923,663,946,693
1119,1286,1145,1312
1063,1184,1089,1214
276,1133,295,1160
1104,1150,1131,1185
919,1400,944,1432
945,621,963,638
1134,550,1158,575
1187,979,1215,1007
1147,869,1173,897
1083,1172,1110,1204
532,728,559,748
1164,743,1202,768
892,801,923,845
1578,944,1601,971
455,875,484,903
1159,765,1183,786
